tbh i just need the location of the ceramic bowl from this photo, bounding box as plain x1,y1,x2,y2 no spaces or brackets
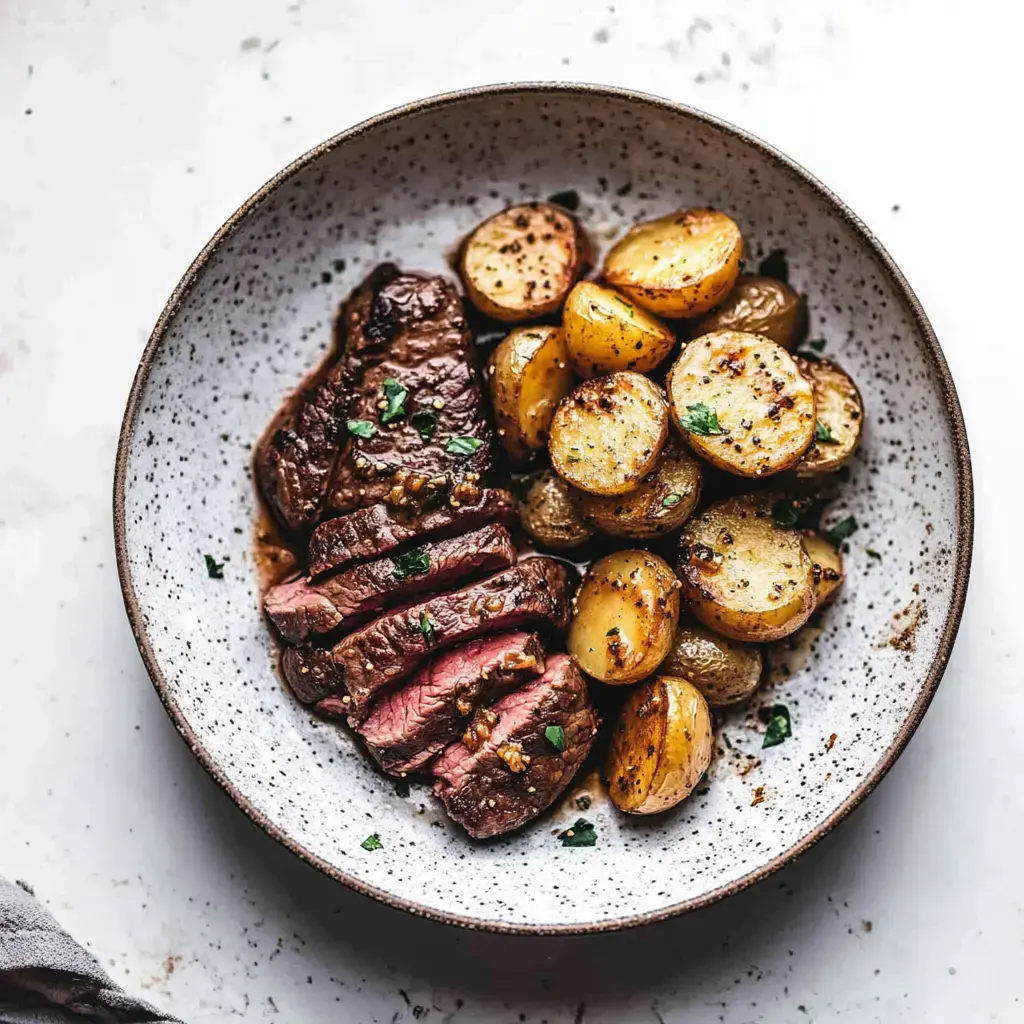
114,84,972,934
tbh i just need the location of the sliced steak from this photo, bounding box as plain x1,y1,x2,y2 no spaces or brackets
281,558,575,714
265,524,517,644
432,655,598,839
357,632,545,776
307,488,517,577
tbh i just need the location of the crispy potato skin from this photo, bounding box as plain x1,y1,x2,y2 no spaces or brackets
801,531,845,606
574,439,702,538
792,356,864,477
519,470,593,549
605,675,713,814
568,550,680,684
677,492,815,642
549,372,669,496
666,330,816,477
661,622,763,706
691,275,807,350
460,202,589,322
487,326,573,463
563,281,677,377
602,208,743,319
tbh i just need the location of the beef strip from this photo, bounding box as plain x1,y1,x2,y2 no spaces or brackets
281,557,575,715
432,654,598,839
357,632,545,776
264,523,517,644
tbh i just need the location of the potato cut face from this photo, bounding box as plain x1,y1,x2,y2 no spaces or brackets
487,326,573,463
519,470,593,550
801,530,845,606
691,274,807,350
666,330,816,477
549,372,669,495
677,493,815,642
563,281,677,377
460,202,587,322
792,356,864,477
602,208,743,319
661,622,763,707
606,675,713,814
574,439,702,538
568,550,680,684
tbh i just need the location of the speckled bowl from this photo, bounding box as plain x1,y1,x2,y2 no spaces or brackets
114,83,972,934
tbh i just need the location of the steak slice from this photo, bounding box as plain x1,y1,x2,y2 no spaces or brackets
307,488,517,577
281,558,575,714
432,655,598,839
264,524,517,644
357,632,546,776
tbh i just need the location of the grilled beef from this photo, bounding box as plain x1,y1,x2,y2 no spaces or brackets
432,655,598,839
357,632,545,776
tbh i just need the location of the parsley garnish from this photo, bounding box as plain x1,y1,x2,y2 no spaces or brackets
446,436,483,456
558,819,597,848
761,704,792,748
808,338,827,352
606,626,620,637
392,547,430,582
823,515,859,547
545,725,567,751
771,497,816,530
346,419,376,439
814,420,837,444
360,833,383,851
612,295,634,318
411,409,438,441
204,554,224,579
418,610,439,646
758,249,789,283
380,378,408,423
547,189,580,212
679,403,724,436
866,548,882,560
662,493,683,508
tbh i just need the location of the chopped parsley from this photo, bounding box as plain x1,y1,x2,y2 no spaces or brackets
446,436,483,456
823,515,859,547
410,408,438,441
418,610,439,646
771,496,817,530
545,725,567,751
204,554,224,579
558,818,597,848
814,420,837,444
346,419,376,439
679,402,724,436
606,626,620,637
380,378,408,424
866,548,883,561
758,249,789,283
547,189,580,212
807,338,827,352
392,547,430,581
612,295,634,318
761,704,792,749
360,833,383,851
662,493,683,508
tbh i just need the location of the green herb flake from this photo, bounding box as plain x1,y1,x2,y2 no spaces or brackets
758,249,789,283
771,497,815,530
446,436,484,457
393,778,411,798
204,554,224,579
419,610,439,646
606,626,620,637
808,338,827,352
814,420,837,444
866,548,883,561
612,295,634,318
360,833,383,851
547,189,580,212
737,258,746,273
346,419,377,439
392,547,430,582
679,403,724,436
662,493,683,508
380,378,408,424
824,515,859,547
762,704,792,749
410,408,438,442
558,818,597,848
545,725,567,751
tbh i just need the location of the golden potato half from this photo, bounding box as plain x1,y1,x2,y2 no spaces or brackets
487,326,573,463
549,372,669,496
677,492,815,642
460,202,588,322
574,439,702,539
792,356,864,477
518,470,593,550
801,531,845,607
563,281,676,377
602,208,743,319
606,675,713,814
666,330,816,477
691,274,807,350
661,622,763,707
568,550,680,684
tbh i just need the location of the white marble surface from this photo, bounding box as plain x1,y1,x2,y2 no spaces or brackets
0,0,1017,1020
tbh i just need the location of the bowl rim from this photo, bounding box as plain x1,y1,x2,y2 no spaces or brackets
113,81,974,936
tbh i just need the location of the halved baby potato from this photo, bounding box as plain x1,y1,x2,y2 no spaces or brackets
661,622,763,707
666,330,816,477
677,492,815,642
792,356,864,477
568,550,680,685
801,531,845,606
562,280,676,377
602,208,743,319
487,326,573,463
690,274,807,350
605,675,713,814
518,470,593,550
573,438,702,539
459,202,589,323
549,372,669,496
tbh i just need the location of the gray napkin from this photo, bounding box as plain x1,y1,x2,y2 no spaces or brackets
0,877,182,1024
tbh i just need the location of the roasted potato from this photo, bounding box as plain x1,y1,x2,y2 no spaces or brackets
690,274,807,350
801,531,845,606
549,372,669,496
568,550,680,685
602,208,743,319
605,675,713,814
573,438,702,538
562,280,676,377
661,622,763,707
518,470,593,549
677,492,815,642
459,202,589,322
486,326,573,463
666,330,816,477
792,356,864,477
